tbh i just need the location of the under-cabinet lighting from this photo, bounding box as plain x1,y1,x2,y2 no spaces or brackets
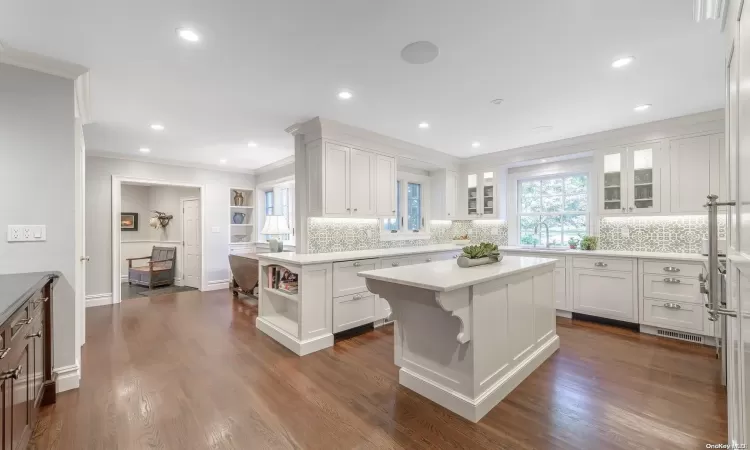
309,217,378,225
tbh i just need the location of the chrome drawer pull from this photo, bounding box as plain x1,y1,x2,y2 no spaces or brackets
425,258,432,262
0,365,21,381
663,302,682,310
0,348,10,360
352,294,362,300
664,278,681,284
25,331,41,339
594,262,608,267
392,262,400,267
663,266,680,273
452,255,458,259
353,262,361,267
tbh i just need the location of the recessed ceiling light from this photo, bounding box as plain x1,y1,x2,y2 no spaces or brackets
150,124,164,131
247,141,258,147
177,28,200,42
471,141,481,148
338,91,353,100
611,56,635,68
634,104,651,112
401,41,440,65
219,159,227,164
418,122,430,129
139,147,151,154
490,98,504,105
541,159,548,163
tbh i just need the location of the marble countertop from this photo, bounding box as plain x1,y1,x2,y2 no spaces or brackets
252,244,464,265
358,256,556,292
0,272,59,324
499,246,708,262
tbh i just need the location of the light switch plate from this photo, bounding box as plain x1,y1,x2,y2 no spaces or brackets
7,225,46,242
211,226,220,233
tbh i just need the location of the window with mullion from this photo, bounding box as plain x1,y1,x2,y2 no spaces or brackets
518,174,588,247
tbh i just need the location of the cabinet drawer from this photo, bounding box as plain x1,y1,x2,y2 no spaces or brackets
573,256,632,272
642,260,703,279
333,292,376,333
643,274,702,304
504,252,566,269
642,299,704,333
381,256,414,268
333,259,378,298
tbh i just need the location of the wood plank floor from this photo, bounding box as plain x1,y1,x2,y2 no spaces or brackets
30,289,727,449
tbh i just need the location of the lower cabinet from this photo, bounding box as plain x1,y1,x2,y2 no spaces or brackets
573,268,636,322
333,292,376,333
9,342,30,450
554,268,566,310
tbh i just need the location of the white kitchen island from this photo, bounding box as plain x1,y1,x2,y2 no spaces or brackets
359,256,559,422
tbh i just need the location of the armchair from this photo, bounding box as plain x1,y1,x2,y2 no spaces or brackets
127,246,177,290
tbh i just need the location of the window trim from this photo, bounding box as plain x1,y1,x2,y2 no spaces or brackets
380,172,431,241
257,180,296,246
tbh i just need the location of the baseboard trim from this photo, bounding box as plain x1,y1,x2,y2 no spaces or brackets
399,334,560,423
205,279,230,292
256,317,333,356
85,293,113,308
555,310,573,319
54,363,80,392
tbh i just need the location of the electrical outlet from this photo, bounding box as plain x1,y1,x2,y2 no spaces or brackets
620,225,630,238
7,225,45,242
7,226,21,242
22,227,32,240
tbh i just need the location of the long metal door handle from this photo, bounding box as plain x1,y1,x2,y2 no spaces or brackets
663,278,681,284
715,308,737,317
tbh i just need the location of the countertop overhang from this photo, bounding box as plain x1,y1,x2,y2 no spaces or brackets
358,256,556,292
499,246,708,262
248,243,464,265
0,272,59,324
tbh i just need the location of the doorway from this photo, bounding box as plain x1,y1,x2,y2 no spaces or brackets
112,177,205,303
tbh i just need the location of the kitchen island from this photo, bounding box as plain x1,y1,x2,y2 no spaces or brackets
359,256,558,422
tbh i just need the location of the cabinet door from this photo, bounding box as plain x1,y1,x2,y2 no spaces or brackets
375,155,396,216
32,320,43,402
481,171,496,217
467,173,479,217
670,135,711,213
554,268,567,310
628,142,660,213
600,148,627,214
10,343,30,450
573,268,635,321
324,143,350,216
349,149,376,216
446,171,457,218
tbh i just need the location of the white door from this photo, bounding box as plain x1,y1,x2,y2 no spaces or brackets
627,142,660,214
467,173,479,217
375,155,396,216
599,148,627,214
75,119,86,349
182,199,201,289
324,143,350,216
349,148,375,216
481,171,496,217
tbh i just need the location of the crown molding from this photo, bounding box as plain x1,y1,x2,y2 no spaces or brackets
0,42,88,80
87,151,258,175
254,155,295,174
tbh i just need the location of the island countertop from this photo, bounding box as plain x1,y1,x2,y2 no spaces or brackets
358,256,556,292
0,272,59,324
249,243,463,265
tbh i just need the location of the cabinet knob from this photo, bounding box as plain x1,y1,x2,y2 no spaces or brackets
25,331,41,339
629,206,633,212
392,210,396,213
452,255,458,259
0,365,21,381
425,258,432,262
354,208,358,212
347,208,351,211
0,348,10,360
353,262,361,267
352,294,362,300
621,207,626,212
392,262,400,267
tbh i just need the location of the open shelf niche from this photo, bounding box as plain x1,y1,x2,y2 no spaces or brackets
230,187,254,246
260,263,300,337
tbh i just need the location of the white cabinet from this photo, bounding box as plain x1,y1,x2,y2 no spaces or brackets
430,169,458,220
599,143,661,215
573,259,637,322
309,141,397,218
376,155,397,216
466,171,496,218
554,267,566,310
669,133,725,213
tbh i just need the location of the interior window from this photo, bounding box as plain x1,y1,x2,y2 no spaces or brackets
407,182,422,231
262,185,295,243
518,174,588,246
382,179,426,234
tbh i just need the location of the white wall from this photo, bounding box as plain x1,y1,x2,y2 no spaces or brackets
0,63,77,372
86,156,254,296
120,184,199,283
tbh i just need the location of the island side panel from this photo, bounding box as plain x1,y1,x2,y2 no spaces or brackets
300,263,334,352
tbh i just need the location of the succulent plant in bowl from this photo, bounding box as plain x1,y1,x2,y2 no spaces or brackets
458,242,502,267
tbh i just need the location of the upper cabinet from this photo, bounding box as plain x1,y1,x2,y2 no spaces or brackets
309,140,396,219
466,171,497,218
598,142,661,215
430,169,458,220
669,133,725,214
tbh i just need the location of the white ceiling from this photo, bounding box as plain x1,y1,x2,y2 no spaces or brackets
0,0,725,171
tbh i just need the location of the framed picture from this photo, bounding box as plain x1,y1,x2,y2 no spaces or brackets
121,212,139,231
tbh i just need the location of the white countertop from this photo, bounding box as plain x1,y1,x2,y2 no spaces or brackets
251,244,463,265
499,246,708,262
358,256,556,292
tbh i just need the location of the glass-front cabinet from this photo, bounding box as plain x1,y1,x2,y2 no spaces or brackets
466,171,496,218
598,143,661,215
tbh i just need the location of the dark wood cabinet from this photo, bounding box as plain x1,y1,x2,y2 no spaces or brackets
0,275,56,450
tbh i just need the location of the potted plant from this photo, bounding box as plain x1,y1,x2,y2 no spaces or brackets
457,242,503,267
452,234,471,245
580,235,599,251
568,237,580,249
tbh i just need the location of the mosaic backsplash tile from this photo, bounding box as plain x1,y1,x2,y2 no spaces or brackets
307,219,508,254
599,215,725,254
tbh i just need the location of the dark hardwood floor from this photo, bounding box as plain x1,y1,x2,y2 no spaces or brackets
30,289,727,449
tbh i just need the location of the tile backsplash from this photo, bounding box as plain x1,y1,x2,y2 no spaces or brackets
599,215,725,254
307,218,508,254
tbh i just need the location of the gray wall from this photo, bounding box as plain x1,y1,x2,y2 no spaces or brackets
121,184,151,240
0,63,76,369
256,161,294,186
86,156,255,296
